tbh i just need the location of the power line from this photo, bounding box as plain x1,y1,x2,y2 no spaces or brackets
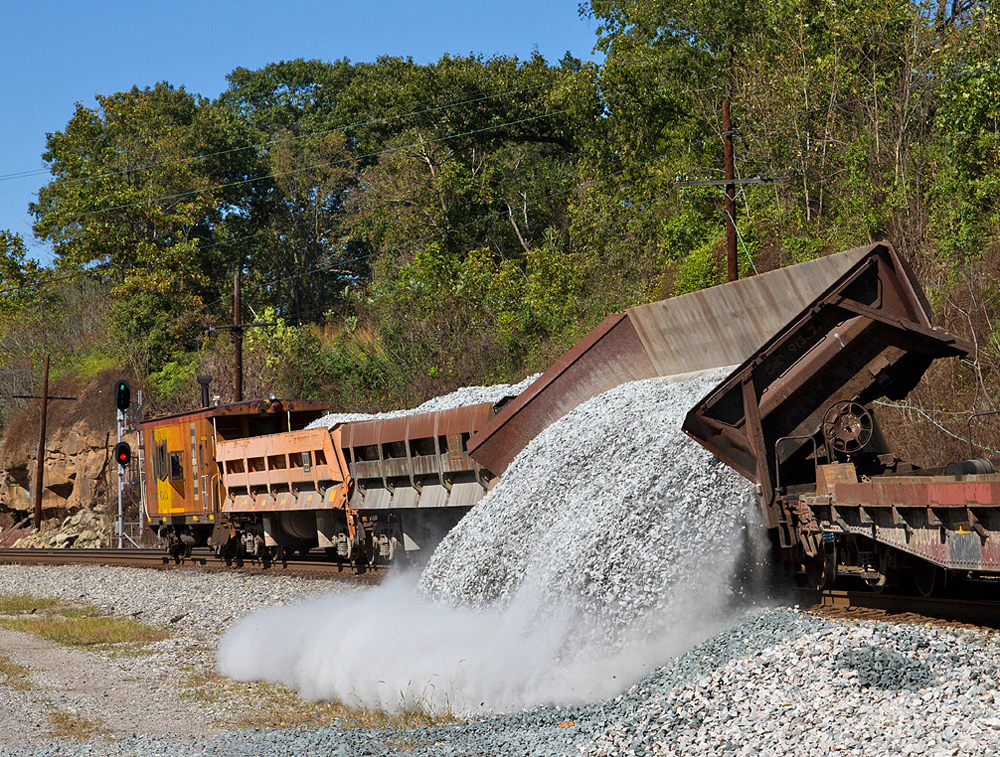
0,81,558,186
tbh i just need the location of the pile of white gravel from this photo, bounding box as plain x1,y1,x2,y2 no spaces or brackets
306,374,539,428
419,371,758,640
218,371,761,714
579,611,1000,757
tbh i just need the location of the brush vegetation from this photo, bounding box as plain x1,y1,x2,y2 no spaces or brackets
0,593,169,651
46,708,106,741
0,594,59,615
0,653,32,690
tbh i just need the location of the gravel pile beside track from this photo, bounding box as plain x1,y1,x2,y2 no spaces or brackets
420,371,755,635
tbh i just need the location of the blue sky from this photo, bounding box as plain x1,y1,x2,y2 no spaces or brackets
1,1,603,263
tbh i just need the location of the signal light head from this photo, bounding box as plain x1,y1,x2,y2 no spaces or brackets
114,380,131,411
114,441,131,467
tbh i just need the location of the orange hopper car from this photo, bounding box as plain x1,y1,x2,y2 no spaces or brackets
139,398,496,566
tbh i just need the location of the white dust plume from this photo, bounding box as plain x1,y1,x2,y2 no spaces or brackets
217,372,760,714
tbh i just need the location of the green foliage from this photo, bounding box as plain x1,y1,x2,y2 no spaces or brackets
59,349,117,381
672,237,721,295
147,354,201,400
781,236,826,265
0,232,41,322
30,84,228,371
13,5,1000,419
930,22,1000,260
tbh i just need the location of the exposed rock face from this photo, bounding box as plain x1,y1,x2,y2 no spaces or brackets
12,508,105,549
0,369,128,547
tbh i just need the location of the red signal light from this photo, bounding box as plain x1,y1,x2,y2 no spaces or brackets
114,441,131,467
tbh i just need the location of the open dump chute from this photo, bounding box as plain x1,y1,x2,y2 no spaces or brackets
681,242,972,529
470,242,904,476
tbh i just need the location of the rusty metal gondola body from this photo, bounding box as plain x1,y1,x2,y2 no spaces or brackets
682,242,1000,594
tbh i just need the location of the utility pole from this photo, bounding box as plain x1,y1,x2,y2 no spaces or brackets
15,356,77,531
723,98,737,282
202,270,277,404
233,269,243,402
32,356,49,531
674,98,788,279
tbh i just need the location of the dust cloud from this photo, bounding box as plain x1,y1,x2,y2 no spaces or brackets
217,374,765,714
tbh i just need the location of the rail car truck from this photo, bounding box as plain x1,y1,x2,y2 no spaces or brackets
682,242,999,595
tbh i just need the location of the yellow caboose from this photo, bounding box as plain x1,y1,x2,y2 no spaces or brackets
138,398,328,555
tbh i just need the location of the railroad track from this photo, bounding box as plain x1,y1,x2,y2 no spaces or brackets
3,547,998,627
0,547,385,581
809,588,1000,629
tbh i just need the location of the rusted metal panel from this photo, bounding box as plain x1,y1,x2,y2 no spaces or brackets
338,403,493,511
392,488,419,509
217,427,348,501
361,487,392,510
628,246,874,377
137,399,328,431
226,492,276,514
322,484,349,510
836,479,1000,509
683,243,973,504
471,245,890,477
341,403,493,448
470,314,656,476
297,491,323,510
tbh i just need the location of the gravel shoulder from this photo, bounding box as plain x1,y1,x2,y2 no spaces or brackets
0,627,221,748
0,564,356,755
3,564,1000,757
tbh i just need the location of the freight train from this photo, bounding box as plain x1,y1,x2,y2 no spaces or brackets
681,243,999,596
138,398,497,566
138,241,1000,593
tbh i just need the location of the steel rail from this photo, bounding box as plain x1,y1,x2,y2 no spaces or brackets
811,588,1000,628
0,547,386,580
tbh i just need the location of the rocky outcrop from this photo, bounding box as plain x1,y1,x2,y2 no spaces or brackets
0,368,131,548
12,508,105,549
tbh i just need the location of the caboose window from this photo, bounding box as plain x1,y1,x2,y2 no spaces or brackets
169,452,184,482
155,441,168,481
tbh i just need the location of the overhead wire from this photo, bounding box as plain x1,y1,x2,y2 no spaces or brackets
0,80,558,186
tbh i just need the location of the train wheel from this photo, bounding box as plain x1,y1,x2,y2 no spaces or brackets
913,562,947,598
864,545,897,594
803,556,835,590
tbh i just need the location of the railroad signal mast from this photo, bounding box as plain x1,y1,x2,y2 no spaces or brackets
114,380,142,548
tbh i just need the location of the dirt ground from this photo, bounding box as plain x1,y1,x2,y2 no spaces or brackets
0,628,220,749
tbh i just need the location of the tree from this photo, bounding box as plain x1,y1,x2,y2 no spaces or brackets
216,60,366,322
0,232,41,321
30,83,231,369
